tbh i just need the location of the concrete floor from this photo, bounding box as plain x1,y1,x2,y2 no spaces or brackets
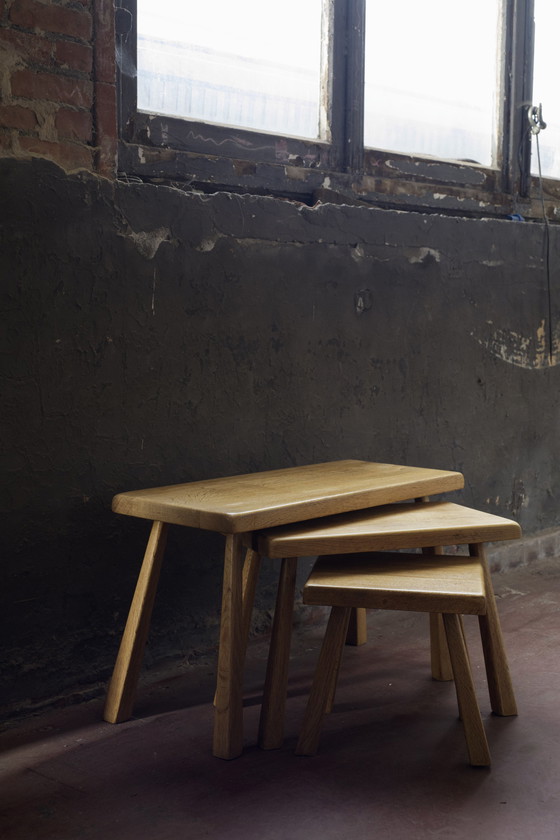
1,558,559,840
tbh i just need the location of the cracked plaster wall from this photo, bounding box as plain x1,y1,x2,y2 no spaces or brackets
2,156,560,715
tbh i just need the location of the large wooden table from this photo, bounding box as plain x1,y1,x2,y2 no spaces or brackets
104,460,463,759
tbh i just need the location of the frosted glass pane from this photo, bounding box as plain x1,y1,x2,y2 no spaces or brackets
137,0,324,140
364,0,500,166
532,1,560,180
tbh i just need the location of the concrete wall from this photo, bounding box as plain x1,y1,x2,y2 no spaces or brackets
1,1,560,717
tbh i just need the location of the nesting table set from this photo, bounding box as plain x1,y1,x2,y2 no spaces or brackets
104,460,520,764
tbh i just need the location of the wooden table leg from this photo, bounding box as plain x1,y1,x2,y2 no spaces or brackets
345,607,367,646
213,534,246,759
213,547,261,708
416,498,453,682
258,556,298,750
429,612,454,681
443,612,491,766
104,520,168,723
296,606,351,757
241,549,261,659
423,545,454,682
470,542,518,716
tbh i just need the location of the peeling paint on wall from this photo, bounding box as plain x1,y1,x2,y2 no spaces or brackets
473,320,559,369
405,246,441,265
284,165,308,181
510,478,528,517
122,226,172,259
4,156,560,718
197,235,222,252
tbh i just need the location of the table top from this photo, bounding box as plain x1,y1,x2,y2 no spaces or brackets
112,460,464,534
303,552,487,614
255,501,521,557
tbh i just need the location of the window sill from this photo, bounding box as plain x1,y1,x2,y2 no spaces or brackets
118,138,560,223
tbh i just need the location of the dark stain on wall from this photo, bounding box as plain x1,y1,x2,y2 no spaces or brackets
2,157,560,716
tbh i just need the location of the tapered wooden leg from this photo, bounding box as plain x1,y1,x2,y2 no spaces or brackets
104,520,168,724
417,497,454,682
296,606,351,756
429,612,454,681
213,548,261,707
443,613,491,767
450,615,468,720
241,549,262,649
470,543,518,716
259,557,298,749
324,608,350,715
213,534,246,759
421,543,454,681
345,607,367,646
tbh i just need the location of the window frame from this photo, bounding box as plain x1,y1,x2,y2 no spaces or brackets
116,0,560,219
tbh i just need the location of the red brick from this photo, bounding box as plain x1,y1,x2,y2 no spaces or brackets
55,39,92,74
55,106,92,141
19,135,94,170
94,142,116,178
93,40,116,86
10,0,92,42
92,0,115,84
11,68,93,108
0,26,54,66
0,103,38,131
93,79,117,176
93,80,116,141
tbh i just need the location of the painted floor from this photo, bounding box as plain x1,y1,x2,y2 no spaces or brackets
1,558,559,839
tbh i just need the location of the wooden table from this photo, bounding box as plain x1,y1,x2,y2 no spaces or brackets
104,460,463,759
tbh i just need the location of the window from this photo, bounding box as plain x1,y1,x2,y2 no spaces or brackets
116,0,560,218
531,0,560,180
363,1,500,167
137,0,325,141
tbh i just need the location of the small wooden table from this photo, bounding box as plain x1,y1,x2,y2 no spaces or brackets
104,460,463,759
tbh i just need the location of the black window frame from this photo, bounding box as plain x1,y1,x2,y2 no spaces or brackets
115,0,560,219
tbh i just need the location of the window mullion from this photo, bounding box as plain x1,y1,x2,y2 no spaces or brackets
502,0,535,198
329,0,365,173
328,0,348,170
345,0,365,172
115,0,137,143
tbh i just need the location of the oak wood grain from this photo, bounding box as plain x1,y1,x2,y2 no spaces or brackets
295,555,491,765
302,552,487,614
104,520,168,724
257,501,521,558
112,461,464,534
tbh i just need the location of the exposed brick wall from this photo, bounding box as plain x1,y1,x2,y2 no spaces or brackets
0,0,116,176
